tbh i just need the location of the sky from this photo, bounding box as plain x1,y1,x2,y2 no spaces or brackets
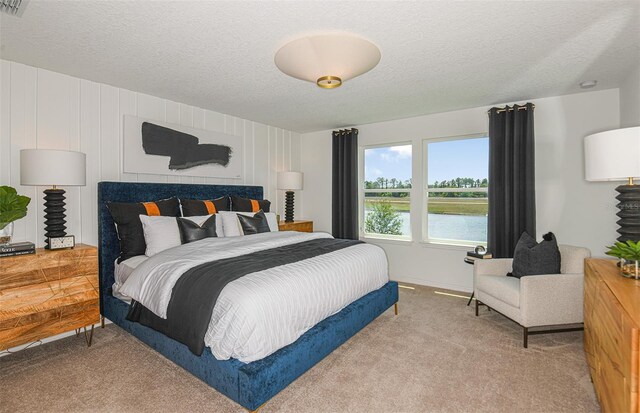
364,137,489,184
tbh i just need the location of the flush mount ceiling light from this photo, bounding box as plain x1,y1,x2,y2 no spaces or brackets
274,34,381,89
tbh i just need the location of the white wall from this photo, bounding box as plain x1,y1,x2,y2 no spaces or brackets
300,89,620,292
0,60,300,247
620,63,640,127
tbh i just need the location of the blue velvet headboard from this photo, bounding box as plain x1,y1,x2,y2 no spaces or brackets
97,181,263,316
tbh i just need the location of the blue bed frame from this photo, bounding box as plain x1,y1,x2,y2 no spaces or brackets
98,181,399,411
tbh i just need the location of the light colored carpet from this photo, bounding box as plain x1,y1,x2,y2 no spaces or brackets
0,285,599,413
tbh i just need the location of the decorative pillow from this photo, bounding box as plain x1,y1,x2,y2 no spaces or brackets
177,215,217,244
181,197,230,216
237,211,271,235
508,232,561,278
140,215,181,257
107,197,180,262
218,211,279,237
231,195,271,213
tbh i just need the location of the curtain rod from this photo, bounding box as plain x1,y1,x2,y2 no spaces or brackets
487,104,535,114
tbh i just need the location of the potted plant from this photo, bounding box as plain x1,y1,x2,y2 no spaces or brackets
0,186,31,245
605,240,640,279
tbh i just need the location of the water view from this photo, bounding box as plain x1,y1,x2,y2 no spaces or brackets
365,210,487,243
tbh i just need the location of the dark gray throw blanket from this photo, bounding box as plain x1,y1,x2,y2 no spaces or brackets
127,237,362,355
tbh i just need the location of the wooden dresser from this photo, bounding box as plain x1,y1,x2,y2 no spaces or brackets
278,220,313,232
584,259,640,412
0,244,100,350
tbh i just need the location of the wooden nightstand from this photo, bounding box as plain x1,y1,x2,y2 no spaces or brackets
278,220,314,233
0,244,100,350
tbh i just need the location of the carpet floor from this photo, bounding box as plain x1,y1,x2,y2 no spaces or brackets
0,285,599,413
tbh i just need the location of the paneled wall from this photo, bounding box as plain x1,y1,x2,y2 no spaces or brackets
0,60,301,247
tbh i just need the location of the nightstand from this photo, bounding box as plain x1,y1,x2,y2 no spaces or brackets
278,220,314,233
0,244,100,350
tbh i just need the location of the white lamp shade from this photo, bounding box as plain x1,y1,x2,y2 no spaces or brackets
274,34,381,85
20,149,87,186
585,126,640,181
277,171,303,190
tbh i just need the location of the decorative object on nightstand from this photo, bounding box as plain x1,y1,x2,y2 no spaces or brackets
0,241,35,258
605,240,640,279
585,126,640,242
20,149,86,249
277,171,303,222
0,244,99,350
0,186,31,246
278,220,313,233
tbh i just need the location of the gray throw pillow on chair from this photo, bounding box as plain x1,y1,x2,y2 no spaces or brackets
508,232,561,278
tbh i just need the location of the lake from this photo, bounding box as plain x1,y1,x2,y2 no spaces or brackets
366,211,487,243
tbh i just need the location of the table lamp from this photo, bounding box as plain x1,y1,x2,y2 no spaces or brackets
585,126,640,242
277,171,303,222
20,149,86,249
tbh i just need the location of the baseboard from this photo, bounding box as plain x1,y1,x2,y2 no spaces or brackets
391,275,472,294
0,318,113,357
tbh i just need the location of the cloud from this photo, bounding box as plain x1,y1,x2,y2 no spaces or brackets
389,145,412,158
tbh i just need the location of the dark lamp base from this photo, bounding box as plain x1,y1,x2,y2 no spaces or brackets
43,188,67,249
284,191,295,222
615,184,640,242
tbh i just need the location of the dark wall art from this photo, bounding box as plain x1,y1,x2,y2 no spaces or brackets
124,115,243,179
141,122,232,170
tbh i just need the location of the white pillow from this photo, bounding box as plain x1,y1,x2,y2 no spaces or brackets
139,215,180,257
218,211,279,237
140,214,220,256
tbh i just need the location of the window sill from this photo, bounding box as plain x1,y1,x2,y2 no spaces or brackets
360,236,413,246
418,241,481,251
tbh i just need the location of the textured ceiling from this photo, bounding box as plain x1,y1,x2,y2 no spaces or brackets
1,1,639,133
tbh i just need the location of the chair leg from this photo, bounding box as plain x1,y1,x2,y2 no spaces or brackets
466,292,474,306
523,327,528,348
475,298,479,316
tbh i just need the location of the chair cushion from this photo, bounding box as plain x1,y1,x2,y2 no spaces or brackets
509,232,561,278
476,274,520,308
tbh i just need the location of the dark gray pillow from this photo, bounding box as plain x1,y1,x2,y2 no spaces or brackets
177,215,217,244
508,232,561,278
237,210,271,235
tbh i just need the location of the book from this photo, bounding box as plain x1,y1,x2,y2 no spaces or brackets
0,249,35,258
466,251,492,259
464,256,477,264
0,241,35,254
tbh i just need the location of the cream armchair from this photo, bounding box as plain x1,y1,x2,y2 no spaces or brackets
473,245,591,347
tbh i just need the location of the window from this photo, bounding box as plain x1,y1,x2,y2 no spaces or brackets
362,144,412,239
425,136,489,245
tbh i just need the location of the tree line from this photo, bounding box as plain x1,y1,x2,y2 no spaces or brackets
364,177,488,198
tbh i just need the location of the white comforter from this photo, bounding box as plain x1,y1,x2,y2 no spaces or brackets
119,231,389,362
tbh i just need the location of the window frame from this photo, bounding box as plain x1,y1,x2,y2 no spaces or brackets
359,142,413,241
422,134,489,247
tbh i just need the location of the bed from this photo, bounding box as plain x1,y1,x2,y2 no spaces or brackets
98,181,399,411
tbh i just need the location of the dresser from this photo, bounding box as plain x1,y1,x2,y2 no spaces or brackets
584,259,640,412
0,244,100,350
278,220,313,232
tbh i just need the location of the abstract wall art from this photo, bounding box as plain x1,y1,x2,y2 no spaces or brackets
123,115,243,179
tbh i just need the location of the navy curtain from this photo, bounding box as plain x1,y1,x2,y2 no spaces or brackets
487,103,536,258
332,128,359,240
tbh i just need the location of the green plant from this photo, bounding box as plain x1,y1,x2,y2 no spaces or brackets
0,186,31,230
364,202,403,236
605,240,640,261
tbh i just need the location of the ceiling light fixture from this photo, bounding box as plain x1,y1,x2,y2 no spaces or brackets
274,34,381,89
580,80,598,89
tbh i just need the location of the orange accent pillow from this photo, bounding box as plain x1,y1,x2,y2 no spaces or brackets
143,202,161,216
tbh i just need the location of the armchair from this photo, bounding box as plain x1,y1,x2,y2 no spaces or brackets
473,245,591,347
